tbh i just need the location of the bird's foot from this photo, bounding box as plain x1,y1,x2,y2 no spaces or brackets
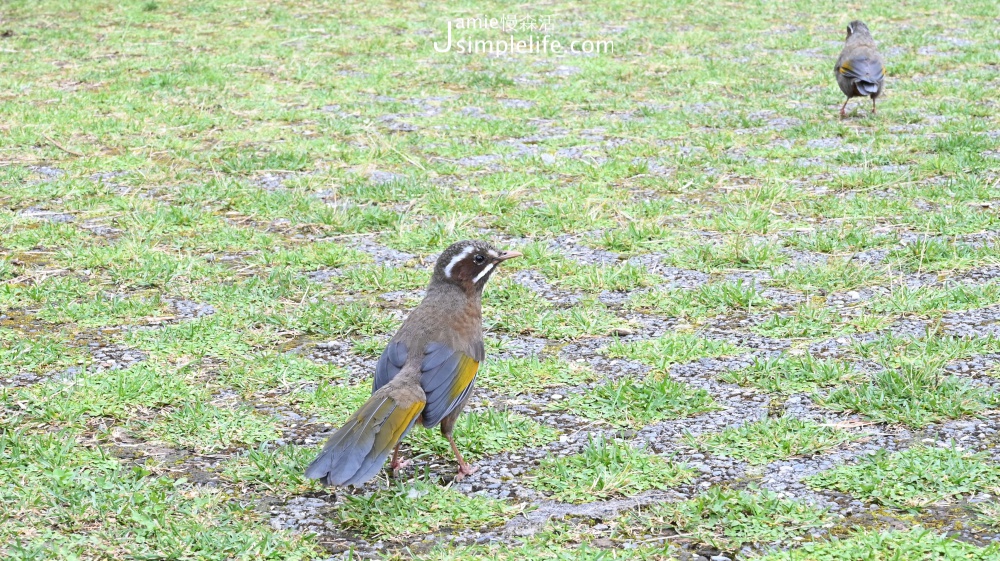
453,462,478,482
390,457,411,477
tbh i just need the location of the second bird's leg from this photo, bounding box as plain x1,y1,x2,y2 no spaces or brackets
389,443,410,476
446,434,477,481
871,97,877,114
840,98,850,118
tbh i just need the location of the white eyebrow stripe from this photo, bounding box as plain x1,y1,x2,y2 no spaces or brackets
471,263,495,284
444,246,474,278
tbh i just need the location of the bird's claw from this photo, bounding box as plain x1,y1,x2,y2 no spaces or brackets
390,458,411,477
453,463,478,482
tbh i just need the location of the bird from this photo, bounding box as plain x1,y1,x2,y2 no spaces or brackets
835,20,885,117
305,240,521,487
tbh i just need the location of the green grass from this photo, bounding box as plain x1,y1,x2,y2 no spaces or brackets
806,447,1000,512
530,436,695,503
623,486,832,551
56,239,230,290
769,258,888,293
218,352,350,396
408,409,559,462
0,429,318,560
478,356,597,395
139,402,280,453
335,264,431,293
383,220,482,253
283,381,371,425
590,221,686,254
543,261,661,292
755,527,1000,561
603,333,743,371
123,315,283,359
975,503,1000,531
721,355,863,394
4,0,1000,555
221,444,323,494
753,303,891,339
37,291,168,327
272,299,399,337
782,226,900,254
819,333,1000,427
886,238,1000,273
337,478,523,539
245,242,369,269
412,543,676,561
408,521,678,560
666,238,789,272
0,275,93,311
0,327,88,378
852,332,1000,369
689,416,859,465
818,367,996,427
554,373,720,427
487,296,635,340
627,279,773,319
867,282,1000,315
3,361,204,425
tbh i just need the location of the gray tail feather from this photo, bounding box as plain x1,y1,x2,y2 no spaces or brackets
856,81,879,95
304,390,421,487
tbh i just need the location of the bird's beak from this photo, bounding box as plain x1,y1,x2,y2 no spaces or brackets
496,250,522,262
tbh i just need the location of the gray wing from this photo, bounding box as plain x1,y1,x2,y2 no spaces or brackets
419,341,481,427
373,340,407,393
840,57,884,84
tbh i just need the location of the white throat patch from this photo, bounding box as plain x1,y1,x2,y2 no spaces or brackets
444,246,474,279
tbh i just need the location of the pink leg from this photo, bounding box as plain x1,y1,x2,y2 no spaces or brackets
840,98,849,118
871,97,877,114
389,443,410,476
447,434,477,481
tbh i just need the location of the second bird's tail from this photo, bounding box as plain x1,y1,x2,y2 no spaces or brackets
856,80,879,95
305,381,425,487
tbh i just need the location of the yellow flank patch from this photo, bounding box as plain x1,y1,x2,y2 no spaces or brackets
840,61,852,72
390,399,426,441
449,354,480,400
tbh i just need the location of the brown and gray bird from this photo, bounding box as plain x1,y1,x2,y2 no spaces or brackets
305,240,521,486
835,20,885,117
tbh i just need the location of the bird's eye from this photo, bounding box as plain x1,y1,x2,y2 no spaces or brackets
473,254,486,264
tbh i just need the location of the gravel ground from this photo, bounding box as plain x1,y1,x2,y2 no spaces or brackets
253,232,1000,557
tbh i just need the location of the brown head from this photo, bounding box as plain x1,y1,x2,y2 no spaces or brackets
845,20,873,43
432,240,521,293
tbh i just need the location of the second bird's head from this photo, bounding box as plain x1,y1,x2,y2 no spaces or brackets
433,240,522,293
845,20,872,41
